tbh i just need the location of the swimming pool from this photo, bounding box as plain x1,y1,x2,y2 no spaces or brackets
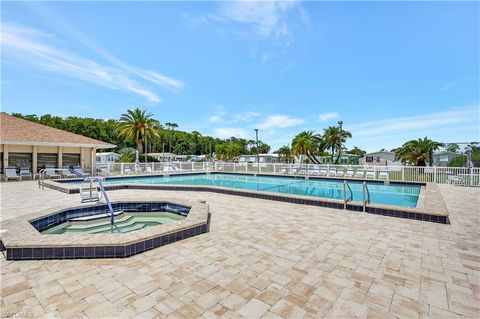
65,173,421,207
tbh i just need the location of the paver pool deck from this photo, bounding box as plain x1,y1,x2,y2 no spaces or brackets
1,181,479,318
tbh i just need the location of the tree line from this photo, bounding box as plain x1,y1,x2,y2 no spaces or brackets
12,110,476,167
11,110,270,160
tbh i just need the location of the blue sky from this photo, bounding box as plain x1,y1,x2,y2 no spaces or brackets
1,1,479,152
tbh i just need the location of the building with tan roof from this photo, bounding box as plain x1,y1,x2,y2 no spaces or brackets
0,112,115,175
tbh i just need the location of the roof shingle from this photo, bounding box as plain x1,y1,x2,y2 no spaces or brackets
0,113,115,148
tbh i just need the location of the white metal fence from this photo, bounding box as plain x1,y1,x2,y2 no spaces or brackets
94,162,480,186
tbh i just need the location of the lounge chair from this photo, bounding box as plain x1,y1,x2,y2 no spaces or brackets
336,169,345,177
319,168,327,176
5,167,21,181
354,169,365,178
310,167,320,175
447,172,465,185
328,168,337,176
70,166,90,177
345,169,354,178
98,168,110,176
279,168,287,174
45,165,61,179
145,166,154,174
366,169,376,179
379,170,389,180
19,167,33,180
60,168,77,178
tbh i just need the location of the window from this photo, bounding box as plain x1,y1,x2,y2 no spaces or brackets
96,156,101,162
8,153,33,172
62,153,81,168
0,152,3,173
366,156,373,163
376,156,381,163
37,153,58,171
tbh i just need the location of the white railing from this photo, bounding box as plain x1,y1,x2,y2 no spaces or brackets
92,162,480,187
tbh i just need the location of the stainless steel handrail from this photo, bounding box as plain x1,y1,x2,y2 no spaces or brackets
38,169,47,189
362,182,371,212
343,180,353,209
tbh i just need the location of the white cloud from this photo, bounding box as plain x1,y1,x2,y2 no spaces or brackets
318,112,340,122
188,1,310,60
437,82,457,91
349,106,479,137
215,127,248,138
258,115,304,130
231,111,260,123
217,1,299,40
209,115,222,123
0,22,184,103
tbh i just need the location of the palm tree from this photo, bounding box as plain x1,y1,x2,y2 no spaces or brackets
393,137,445,166
323,126,352,164
117,108,161,154
165,122,178,153
275,145,293,163
291,131,321,164
349,146,366,157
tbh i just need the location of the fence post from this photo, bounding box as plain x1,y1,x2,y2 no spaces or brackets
401,167,405,181
433,167,437,183
246,163,248,173
274,163,276,174
121,163,124,175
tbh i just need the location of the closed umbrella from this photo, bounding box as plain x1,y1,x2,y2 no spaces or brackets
466,147,473,169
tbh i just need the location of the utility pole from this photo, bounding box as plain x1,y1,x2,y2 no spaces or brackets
255,128,259,173
338,120,343,164
144,125,148,163
209,140,212,161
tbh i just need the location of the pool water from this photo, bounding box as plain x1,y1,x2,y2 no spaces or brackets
42,212,184,234
68,173,421,207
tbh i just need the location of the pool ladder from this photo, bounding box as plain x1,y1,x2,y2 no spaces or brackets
362,182,371,212
343,180,353,209
80,177,102,202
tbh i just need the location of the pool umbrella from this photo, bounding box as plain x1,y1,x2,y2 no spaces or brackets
466,147,473,169
135,150,140,173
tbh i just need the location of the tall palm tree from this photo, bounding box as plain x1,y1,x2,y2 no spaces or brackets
323,126,352,164
292,131,321,164
276,145,293,163
165,122,178,153
393,137,445,166
117,108,160,154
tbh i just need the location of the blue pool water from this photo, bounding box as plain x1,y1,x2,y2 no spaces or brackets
67,174,421,207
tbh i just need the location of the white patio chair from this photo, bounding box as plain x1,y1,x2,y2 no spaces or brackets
379,170,389,180
365,169,376,179
354,169,365,178
45,165,60,179
328,168,337,176
5,167,21,181
345,169,354,178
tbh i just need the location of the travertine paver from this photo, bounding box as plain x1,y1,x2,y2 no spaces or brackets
0,181,479,318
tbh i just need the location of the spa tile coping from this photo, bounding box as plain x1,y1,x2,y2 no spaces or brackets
1,199,209,248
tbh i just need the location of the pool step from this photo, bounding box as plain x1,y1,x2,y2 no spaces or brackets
69,211,124,223
66,215,137,232
63,216,173,233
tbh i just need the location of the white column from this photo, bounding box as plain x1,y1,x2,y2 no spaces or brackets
32,145,38,173
58,146,63,168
